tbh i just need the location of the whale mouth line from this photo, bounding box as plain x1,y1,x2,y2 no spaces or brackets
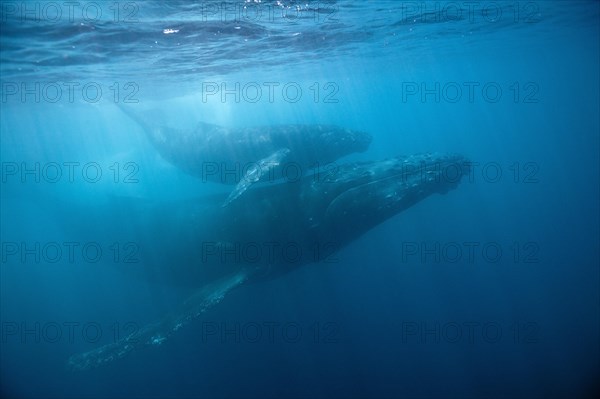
324,155,469,217
330,171,408,203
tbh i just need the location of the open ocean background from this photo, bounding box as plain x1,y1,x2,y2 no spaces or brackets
1,1,599,398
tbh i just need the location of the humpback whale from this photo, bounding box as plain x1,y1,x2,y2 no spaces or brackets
67,153,471,371
117,104,372,205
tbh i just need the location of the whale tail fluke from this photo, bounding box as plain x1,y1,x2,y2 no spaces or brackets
67,270,251,371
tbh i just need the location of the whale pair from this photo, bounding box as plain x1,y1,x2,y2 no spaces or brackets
67,153,471,371
117,104,372,205
65,107,471,370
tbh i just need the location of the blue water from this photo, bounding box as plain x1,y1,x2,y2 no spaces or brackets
1,1,599,398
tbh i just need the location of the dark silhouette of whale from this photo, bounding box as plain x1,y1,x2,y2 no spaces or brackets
67,153,471,371
117,104,372,205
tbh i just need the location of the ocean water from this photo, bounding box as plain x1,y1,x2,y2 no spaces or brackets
0,1,599,398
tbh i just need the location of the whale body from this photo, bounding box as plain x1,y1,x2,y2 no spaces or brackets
117,104,372,205
67,153,471,370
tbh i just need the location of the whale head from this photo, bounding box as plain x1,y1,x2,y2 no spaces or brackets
305,153,471,245
270,125,373,165
315,125,372,157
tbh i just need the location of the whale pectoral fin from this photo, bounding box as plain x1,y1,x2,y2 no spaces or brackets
222,148,291,207
67,270,251,371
